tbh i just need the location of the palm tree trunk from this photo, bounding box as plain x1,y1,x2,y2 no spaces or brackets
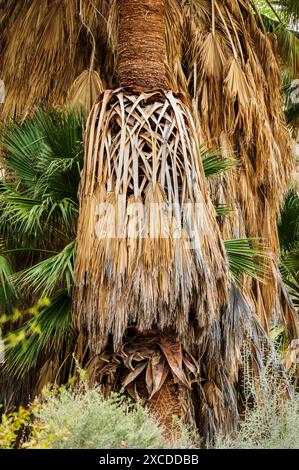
118,0,166,90
117,0,186,433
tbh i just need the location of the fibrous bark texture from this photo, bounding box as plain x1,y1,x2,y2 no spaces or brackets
118,0,166,90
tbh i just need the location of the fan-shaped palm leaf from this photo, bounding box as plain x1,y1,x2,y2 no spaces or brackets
278,188,299,252
0,255,18,311
14,242,75,298
224,238,269,282
3,291,74,380
201,148,238,178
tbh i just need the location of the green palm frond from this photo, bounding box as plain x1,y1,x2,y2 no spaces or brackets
272,0,299,22
0,109,83,386
0,109,85,247
202,149,238,178
281,77,299,127
0,120,44,185
33,109,86,199
275,23,299,76
256,0,299,23
34,108,86,159
0,107,84,349
281,248,299,273
0,108,85,199
285,102,299,127
278,188,299,252
280,263,299,308
258,14,299,75
14,241,75,297
278,188,299,308
0,193,77,236
224,238,268,282
255,0,277,19
0,255,18,311
3,291,74,379
201,148,237,217
215,204,233,217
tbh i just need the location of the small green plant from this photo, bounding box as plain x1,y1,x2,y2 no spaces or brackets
213,368,299,449
0,404,40,449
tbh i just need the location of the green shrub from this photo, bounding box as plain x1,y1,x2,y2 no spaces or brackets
3,367,299,449
0,405,36,449
214,381,299,449
0,384,192,449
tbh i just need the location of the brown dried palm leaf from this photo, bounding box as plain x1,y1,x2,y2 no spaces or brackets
1,0,76,119
0,0,113,120
164,0,188,94
67,70,104,113
74,88,231,353
183,0,297,335
116,333,200,399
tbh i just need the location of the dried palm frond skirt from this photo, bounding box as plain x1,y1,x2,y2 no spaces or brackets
74,88,231,353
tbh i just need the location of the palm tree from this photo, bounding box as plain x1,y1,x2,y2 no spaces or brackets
74,0,298,438
0,0,298,442
0,108,266,436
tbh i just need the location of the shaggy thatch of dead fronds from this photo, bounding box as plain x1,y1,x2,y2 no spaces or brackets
81,284,283,442
74,88,230,353
182,0,298,338
73,83,290,438
0,0,111,118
